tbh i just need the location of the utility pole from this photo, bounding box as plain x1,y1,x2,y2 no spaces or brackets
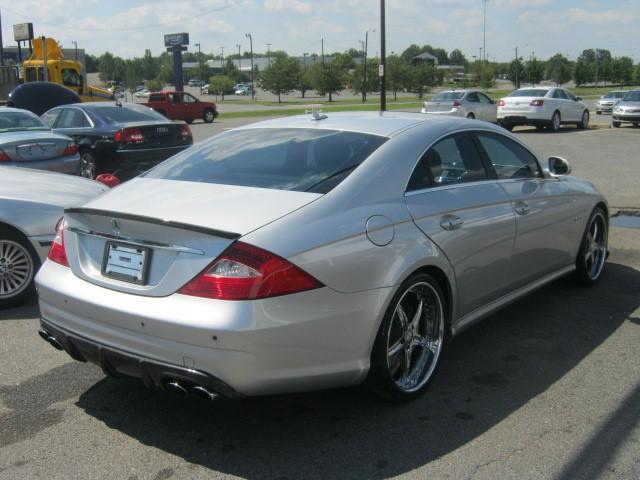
482,0,487,62
245,33,254,100
72,40,78,61
515,46,519,89
380,0,386,111
195,42,202,80
236,43,241,72
303,52,308,71
321,37,324,64
220,46,224,73
266,42,271,66
595,49,599,87
0,10,4,66
363,31,369,102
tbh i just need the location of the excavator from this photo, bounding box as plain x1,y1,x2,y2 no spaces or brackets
22,37,113,102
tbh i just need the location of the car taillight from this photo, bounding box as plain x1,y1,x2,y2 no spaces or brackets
178,241,323,300
452,101,462,107
114,127,144,143
0,149,9,162
47,218,69,267
498,99,506,107
181,124,192,141
530,99,544,107
62,143,78,156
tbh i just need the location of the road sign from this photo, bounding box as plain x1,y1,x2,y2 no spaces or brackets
13,23,34,42
164,33,189,47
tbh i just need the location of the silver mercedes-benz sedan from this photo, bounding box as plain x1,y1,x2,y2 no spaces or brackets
0,107,81,174
36,112,609,402
0,167,107,308
421,89,497,122
611,90,640,128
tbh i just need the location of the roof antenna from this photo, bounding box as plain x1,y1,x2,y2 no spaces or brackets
305,104,327,121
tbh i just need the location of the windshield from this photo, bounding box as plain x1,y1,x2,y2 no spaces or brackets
508,89,549,98
605,92,626,99
85,104,166,124
622,91,640,102
0,111,50,132
145,128,387,194
430,92,464,102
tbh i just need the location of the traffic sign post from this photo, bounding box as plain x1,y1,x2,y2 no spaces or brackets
164,33,189,92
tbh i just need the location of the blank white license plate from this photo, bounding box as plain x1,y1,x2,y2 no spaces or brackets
103,242,150,285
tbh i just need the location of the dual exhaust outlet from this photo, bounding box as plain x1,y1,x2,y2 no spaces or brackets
38,329,64,351
165,380,220,401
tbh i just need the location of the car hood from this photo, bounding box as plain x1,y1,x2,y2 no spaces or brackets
78,177,322,236
0,166,108,207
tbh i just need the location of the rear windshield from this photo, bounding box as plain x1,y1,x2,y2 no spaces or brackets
508,89,549,98
84,104,166,124
0,111,50,132
430,92,464,102
145,128,387,194
622,91,640,102
605,92,626,99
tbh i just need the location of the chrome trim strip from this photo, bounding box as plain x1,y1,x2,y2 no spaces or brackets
68,226,205,255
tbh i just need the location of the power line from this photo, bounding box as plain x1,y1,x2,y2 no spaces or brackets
1,0,243,32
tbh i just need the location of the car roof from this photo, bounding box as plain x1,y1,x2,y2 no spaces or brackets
515,86,553,91
0,106,36,114
233,111,489,138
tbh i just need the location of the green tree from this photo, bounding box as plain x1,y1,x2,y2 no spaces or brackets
259,55,300,102
574,60,592,86
351,59,379,99
98,52,116,81
386,54,409,100
407,63,437,98
141,49,159,80
312,62,344,101
611,56,634,85
508,58,525,88
546,54,572,86
448,49,468,67
208,75,235,101
524,56,544,86
298,67,314,98
479,65,496,89
85,54,99,73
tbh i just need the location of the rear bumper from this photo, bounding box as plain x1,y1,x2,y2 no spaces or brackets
36,260,388,396
612,113,640,123
497,114,550,126
5,154,80,175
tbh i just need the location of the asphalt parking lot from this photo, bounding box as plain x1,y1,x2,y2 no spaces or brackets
1,120,639,480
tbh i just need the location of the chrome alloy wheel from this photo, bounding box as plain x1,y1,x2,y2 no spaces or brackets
386,281,444,393
80,152,96,179
584,212,607,281
0,239,34,300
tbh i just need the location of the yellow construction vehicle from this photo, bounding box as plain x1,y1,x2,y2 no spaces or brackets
22,37,113,102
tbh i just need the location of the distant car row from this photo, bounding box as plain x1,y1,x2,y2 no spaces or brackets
202,82,253,96
422,87,640,131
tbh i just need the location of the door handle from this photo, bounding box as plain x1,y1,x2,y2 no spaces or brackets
515,202,530,216
439,215,463,231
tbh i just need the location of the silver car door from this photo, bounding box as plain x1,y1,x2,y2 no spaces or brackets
474,131,576,290
478,93,497,122
404,132,516,317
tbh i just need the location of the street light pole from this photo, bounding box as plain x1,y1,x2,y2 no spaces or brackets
195,42,202,80
266,42,271,66
220,46,224,74
380,0,386,111
482,0,487,62
245,33,254,100
236,43,241,73
72,40,78,61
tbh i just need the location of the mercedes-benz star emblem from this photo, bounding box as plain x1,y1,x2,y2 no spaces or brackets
111,219,121,235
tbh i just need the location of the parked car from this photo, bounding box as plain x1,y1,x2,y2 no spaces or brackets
145,91,218,124
36,112,608,402
0,167,107,308
134,89,151,98
497,87,590,132
41,102,193,180
235,85,253,96
421,89,497,122
611,90,640,128
188,79,205,87
0,107,80,174
595,90,627,115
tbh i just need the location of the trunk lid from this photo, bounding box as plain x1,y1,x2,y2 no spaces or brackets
423,100,456,113
1,131,71,162
63,178,322,296
116,121,190,149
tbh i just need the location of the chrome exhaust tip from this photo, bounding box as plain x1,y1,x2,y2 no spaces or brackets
165,380,188,397
191,385,220,401
47,336,64,351
38,329,50,342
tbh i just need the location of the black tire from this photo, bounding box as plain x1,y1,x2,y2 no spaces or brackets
368,273,448,402
536,125,545,131
549,111,561,132
595,110,601,115
466,113,475,119
79,149,98,180
578,110,589,129
575,207,608,286
185,118,194,124
0,226,40,309
203,109,215,123
611,120,621,128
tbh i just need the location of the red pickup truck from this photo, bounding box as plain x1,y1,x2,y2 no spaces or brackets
145,91,218,124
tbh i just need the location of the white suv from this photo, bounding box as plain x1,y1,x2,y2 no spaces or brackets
498,87,590,132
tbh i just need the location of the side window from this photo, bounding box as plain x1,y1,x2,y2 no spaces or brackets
553,89,567,100
183,94,197,104
56,109,90,128
62,69,82,87
41,110,60,128
564,90,577,101
406,134,488,191
476,133,541,179
478,93,493,104
466,92,479,102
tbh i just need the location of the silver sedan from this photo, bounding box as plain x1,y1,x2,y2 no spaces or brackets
611,90,640,127
421,89,498,122
0,107,80,174
36,112,608,402
0,167,107,308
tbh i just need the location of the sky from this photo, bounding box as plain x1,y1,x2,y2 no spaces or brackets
1,0,638,62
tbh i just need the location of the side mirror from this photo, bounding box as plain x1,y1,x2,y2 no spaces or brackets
548,156,572,176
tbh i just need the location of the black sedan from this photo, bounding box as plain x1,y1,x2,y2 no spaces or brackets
41,102,193,180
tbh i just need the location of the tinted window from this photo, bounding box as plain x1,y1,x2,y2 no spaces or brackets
564,90,577,101
56,109,90,128
183,94,197,104
0,111,49,132
41,110,60,128
508,89,549,98
476,133,541,179
146,129,387,194
62,69,82,87
623,91,640,101
431,92,464,101
149,94,166,102
478,93,493,104
552,89,567,100
466,92,479,102
407,134,488,191
86,104,166,124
